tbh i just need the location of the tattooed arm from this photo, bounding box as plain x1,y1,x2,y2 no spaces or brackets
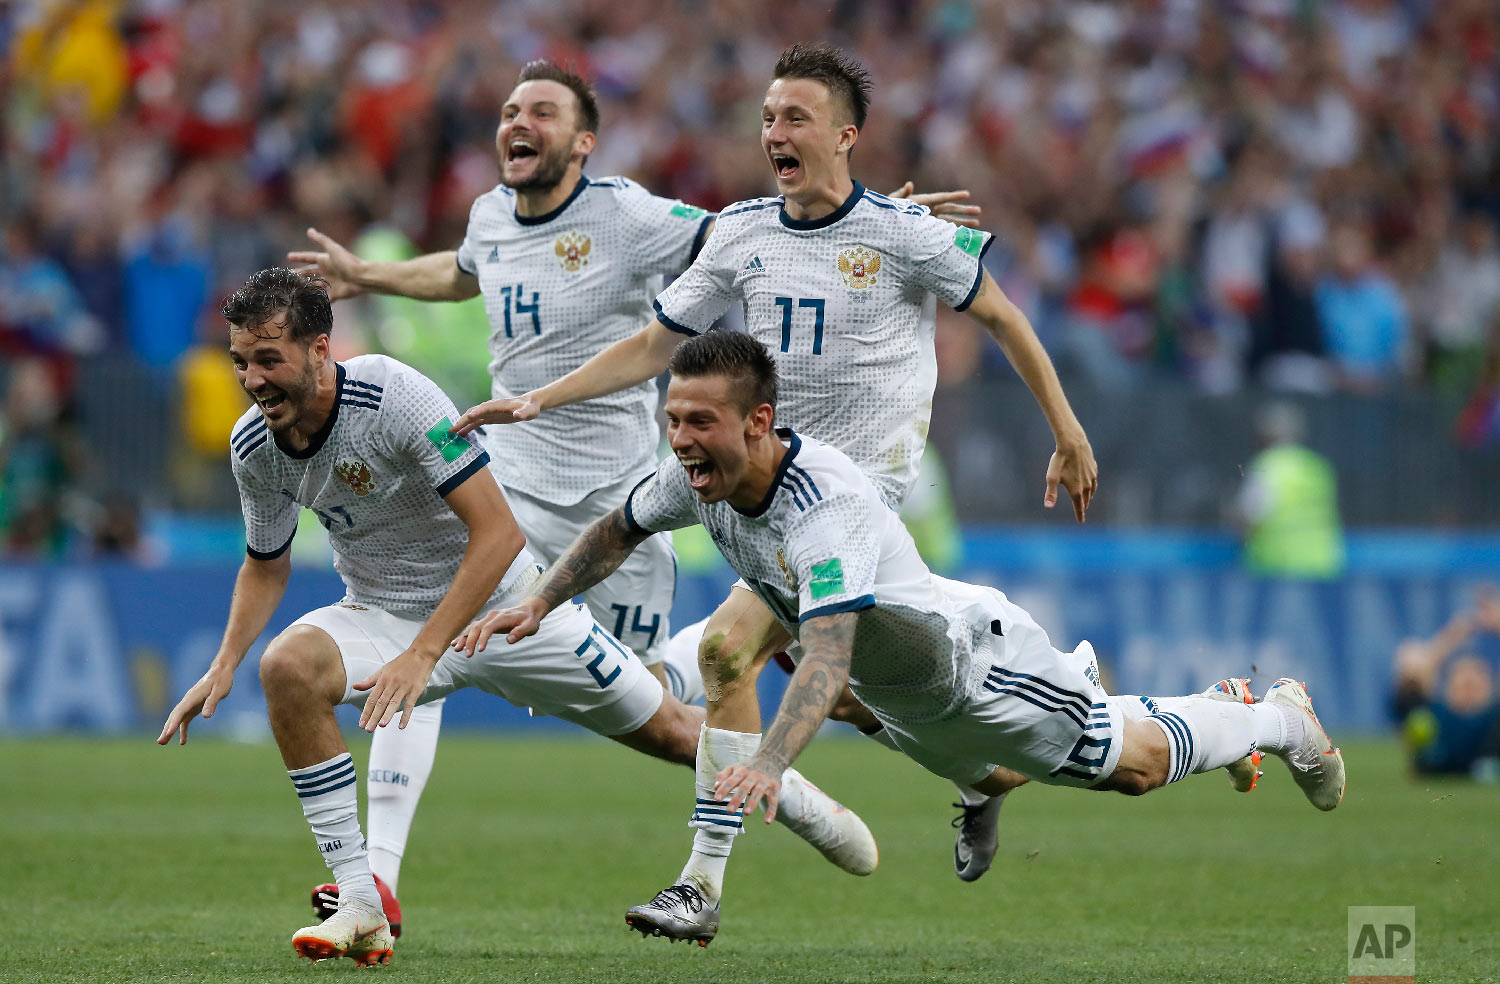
962,268,1098,523
712,611,858,822
452,505,649,653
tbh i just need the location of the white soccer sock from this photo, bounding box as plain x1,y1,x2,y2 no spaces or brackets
364,697,444,894
1249,700,1302,754
678,726,760,902
1144,696,1260,785
954,782,989,807
660,620,708,705
289,752,379,907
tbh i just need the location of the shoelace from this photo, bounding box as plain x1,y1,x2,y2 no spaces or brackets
649,883,706,914
951,802,986,832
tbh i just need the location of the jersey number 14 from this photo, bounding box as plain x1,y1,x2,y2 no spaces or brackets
499,284,541,337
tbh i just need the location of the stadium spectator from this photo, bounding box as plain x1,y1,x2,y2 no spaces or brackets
1393,587,1500,779
0,358,87,558
1419,212,1500,394
1315,220,1411,391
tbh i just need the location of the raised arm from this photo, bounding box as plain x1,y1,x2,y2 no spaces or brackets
713,611,858,822
354,468,526,731
454,503,653,651
158,551,291,745
963,270,1098,522
288,228,480,302
449,318,684,435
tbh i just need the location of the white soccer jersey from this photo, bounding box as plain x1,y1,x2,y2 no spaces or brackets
456,176,714,505
231,354,534,619
652,182,992,507
624,430,997,724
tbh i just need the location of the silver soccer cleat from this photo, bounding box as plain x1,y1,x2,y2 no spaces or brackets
952,793,1005,882
1261,677,1346,811
625,883,720,947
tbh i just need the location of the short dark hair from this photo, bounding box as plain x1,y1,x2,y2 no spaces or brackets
222,268,332,344
772,43,871,130
516,60,600,134
668,329,778,415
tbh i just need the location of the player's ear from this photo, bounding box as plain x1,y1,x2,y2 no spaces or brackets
838,123,858,156
573,129,596,159
746,403,774,438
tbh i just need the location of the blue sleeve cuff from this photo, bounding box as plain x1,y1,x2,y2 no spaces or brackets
247,528,296,561
653,298,702,336
798,594,876,622
953,234,995,313
622,472,656,535
435,451,490,497
688,214,715,264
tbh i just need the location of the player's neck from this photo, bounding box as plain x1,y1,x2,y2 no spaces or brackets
728,436,790,511
514,168,585,219
281,364,340,453
782,174,856,222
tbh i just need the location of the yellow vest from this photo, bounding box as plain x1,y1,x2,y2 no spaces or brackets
1245,445,1345,579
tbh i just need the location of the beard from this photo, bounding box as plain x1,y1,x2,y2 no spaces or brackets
254,359,319,434
502,142,575,192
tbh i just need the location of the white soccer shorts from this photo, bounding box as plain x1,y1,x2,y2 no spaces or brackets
503,471,676,666
871,590,1126,789
293,599,663,737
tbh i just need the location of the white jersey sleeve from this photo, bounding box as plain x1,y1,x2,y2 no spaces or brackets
379,369,489,496
651,204,761,334
785,490,880,622
907,220,993,312
230,416,298,559
613,180,714,277
623,458,700,534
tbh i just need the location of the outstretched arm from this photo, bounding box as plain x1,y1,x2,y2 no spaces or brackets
355,469,525,731
288,228,480,302
158,551,291,745
454,504,653,651
963,270,1097,522
713,611,858,822
449,318,684,435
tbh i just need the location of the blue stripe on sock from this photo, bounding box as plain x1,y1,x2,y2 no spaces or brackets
691,815,743,828
289,756,353,783
1149,714,1186,783
297,774,357,798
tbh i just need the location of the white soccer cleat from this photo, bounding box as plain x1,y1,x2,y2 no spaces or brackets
1202,678,1265,792
1261,677,1346,812
292,895,393,966
777,769,878,876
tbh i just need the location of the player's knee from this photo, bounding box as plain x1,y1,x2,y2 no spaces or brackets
697,629,764,691
259,625,338,696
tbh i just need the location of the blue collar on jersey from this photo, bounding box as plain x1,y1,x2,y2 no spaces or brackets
514,175,590,226
779,181,864,231
273,362,344,460
736,427,802,517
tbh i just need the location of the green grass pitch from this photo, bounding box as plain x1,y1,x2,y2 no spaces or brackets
2,734,1497,983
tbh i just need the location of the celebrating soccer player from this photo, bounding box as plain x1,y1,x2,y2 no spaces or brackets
157,269,875,964
461,329,1346,945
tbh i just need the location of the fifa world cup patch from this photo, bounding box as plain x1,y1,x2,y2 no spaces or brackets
954,226,985,258
425,417,471,463
837,246,881,289
809,558,846,600
669,203,708,221
555,231,591,271
334,458,376,496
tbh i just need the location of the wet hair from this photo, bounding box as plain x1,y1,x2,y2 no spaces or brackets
668,328,778,415
222,267,332,343
516,60,600,134
772,42,871,129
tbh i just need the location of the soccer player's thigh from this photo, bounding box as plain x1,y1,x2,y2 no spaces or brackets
459,601,664,737
504,481,674,666
963,615,1125,789
290,603,464,709
699,584,791,699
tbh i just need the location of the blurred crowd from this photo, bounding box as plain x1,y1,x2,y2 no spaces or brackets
3,0,1500,551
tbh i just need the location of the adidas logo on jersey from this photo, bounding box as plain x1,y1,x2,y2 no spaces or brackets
742,255,765,276
486,246,499,263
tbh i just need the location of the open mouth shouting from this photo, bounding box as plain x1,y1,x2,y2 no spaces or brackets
254,389,289,419
507,136,540,165
678,454,716,492
771,152,801,183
